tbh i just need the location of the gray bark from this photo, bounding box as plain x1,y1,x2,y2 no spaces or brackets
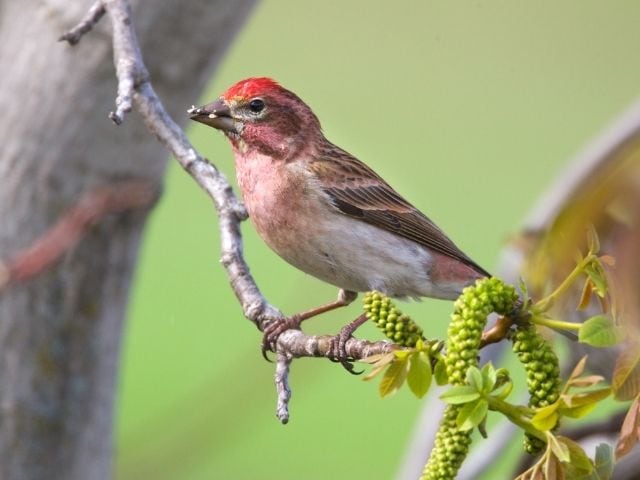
0,1,255,479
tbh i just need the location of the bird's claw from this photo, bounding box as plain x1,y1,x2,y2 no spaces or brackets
261,315,302,361
328,324,364,375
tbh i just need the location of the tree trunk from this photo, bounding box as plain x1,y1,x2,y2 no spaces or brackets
0,1,256,478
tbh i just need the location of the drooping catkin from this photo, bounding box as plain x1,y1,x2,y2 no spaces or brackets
363,291,424,347
422,278,518,479
512,324,561,453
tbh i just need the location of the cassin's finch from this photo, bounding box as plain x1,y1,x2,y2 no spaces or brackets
189,78,489,355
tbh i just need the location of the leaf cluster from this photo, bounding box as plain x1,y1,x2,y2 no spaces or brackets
440,364,511,432
531,356,610,432
361,339,442,399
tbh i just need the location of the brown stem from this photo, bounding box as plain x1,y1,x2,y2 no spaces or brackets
480,315,515,348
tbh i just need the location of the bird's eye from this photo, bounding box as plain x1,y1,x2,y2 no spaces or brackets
248,98,265,113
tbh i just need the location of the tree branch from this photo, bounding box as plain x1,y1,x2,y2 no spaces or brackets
105,0,148,124
58,1,106,45
273,331,401,423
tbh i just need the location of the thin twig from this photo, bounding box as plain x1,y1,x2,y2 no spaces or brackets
105,0,148,124
275,330,399,359
273,330,401,422
58,1,106,45
275,352,292,424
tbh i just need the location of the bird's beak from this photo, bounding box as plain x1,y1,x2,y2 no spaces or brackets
188,98,238,134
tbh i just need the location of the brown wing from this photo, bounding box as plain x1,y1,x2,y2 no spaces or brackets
310,143,490,277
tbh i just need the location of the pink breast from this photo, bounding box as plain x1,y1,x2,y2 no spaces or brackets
234,153,313,254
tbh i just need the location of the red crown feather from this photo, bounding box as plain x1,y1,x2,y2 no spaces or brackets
222,77,281,101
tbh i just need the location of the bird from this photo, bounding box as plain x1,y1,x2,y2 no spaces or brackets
189,77,490,362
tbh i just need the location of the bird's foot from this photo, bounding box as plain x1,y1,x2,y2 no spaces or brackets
261,314,302,361
328,313,368,375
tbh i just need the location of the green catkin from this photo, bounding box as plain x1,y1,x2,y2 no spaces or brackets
512,324,561,454
421,278,518,480
362,292,425,347
422,405,473,480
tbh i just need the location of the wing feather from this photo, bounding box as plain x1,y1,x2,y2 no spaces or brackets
310,143,490,276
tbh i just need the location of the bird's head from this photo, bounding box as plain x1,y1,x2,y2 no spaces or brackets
189,77,321,160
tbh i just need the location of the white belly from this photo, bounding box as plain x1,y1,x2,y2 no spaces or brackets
276,210,458,299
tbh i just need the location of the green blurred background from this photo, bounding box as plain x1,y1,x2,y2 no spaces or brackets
115,1,640,479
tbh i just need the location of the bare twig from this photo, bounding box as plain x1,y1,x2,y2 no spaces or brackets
0,180,156,291
275,330,399,360
273,331,401,422
104,0,148,124
58,1,106,45
274,352,293,424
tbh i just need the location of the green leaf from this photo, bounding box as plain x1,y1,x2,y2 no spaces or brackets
532,404,559,431
433,357,448,386
362,363,387,381
586,262,607,297
466,366,484,392
493,368,511,388
595,443,614,479
564,388,611,408
456,399,488,431
518,277,530,303
559,436,593,472
561,402,598,420
586,224,600,254
407,351,432,398
562,464,594,480
362,353,395,381
379,357,409,398
492,379,514,400
440,385,481,404
579,315,623,347
548,432,571,463
481,363,497,391
360,353,393,365
393,349,411,360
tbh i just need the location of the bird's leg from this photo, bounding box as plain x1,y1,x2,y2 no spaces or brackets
295,289,358,322
262,289,357,359
329,313,369,374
